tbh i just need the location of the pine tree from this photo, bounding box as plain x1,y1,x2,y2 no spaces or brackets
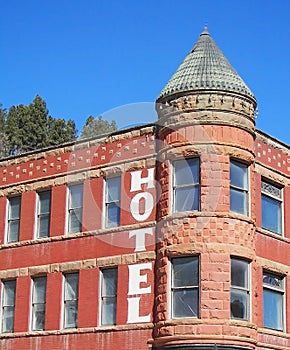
80,115,117,139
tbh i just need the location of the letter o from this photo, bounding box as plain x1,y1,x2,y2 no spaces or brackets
130,192,153,222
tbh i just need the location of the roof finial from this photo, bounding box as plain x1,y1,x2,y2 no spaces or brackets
201,25,209,36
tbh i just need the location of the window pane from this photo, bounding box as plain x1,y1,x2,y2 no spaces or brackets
70,184,83,208
175,159,199,186
263,273,283,289
68,209,82,233
32,304,45,331
38,216,50,237
3,280,16,305
230,188,247,215
102,269,118,296
262,195,281,233
263,289,283,330
107,177,121,202
101,298,117,325
175,186,199,212
8,220,20,242
64,301,78,328
65,274,79,300
230,161,248,189
33,277,46,303
106,204,120,227
39,191,51,214
230,290,248,320
173,289,199,318
173,257,199,287
231,259,248,288
2,306,14,333
9,197,21,219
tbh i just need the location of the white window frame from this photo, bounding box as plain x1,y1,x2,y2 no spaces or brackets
170,256,200,319
172,158,200,214
6,196,21,243
99,268,118,326
261,180,283,235
104,177,121,228
63,272,79,329
230,160,249,216
67,184,83,234
1,279,16,333
31,276,47,331
230,258,251,321
263,271,285,331
35,190,51,239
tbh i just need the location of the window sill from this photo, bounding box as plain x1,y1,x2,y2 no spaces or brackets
256,227,289,243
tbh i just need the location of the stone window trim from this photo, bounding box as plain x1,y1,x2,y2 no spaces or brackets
261,178,283,236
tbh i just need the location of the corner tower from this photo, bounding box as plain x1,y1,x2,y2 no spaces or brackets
153,28,258,350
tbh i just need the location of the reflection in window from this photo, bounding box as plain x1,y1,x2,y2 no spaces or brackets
230,160,248,215
1,280,16,333
36,190,51,238
263,271,284,331
63,273,79,328
101,268,118,325
261,181,282,234
230,258,249,320
105,177,121,228
173,158,200,213
68,184,83,234
31,276,47,331
171,256,199,318
7,196,21,243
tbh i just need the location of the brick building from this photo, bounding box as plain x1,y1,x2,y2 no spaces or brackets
0,28,289,350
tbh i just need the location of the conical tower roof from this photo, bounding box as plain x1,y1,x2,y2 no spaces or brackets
157,27,255,101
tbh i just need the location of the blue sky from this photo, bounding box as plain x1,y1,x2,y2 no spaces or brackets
1,0,289,143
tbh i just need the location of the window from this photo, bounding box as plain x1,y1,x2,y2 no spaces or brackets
1,280,16,333
105,177,121,228
36,190,51,238
7,196,21,243
63,273,79,328
263,271,284,331
230,160,249,215
230,258,250,320
31,276,47,331
171,256,199,318
101,268,118,325
173,158,200,212
261,181,282,234
68,184,83,234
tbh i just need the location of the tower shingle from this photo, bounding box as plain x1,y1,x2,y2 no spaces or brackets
157,27,255,101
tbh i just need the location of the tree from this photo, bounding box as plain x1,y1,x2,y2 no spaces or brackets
2,95,77,157
47,116,77,145
80,115,117,139
0,105,7,157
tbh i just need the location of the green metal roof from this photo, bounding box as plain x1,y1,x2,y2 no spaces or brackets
157,27,255,101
